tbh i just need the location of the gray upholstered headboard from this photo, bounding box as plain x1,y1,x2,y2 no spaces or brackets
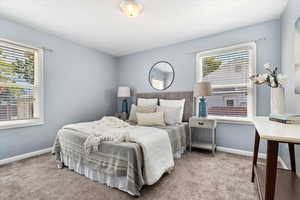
136,91,194,122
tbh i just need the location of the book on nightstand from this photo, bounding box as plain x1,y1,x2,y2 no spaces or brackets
269,114,300,124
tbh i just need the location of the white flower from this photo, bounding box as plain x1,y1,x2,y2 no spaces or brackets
256,74,267,83
262,73,268,81
277,74,287,85
249,75,257,82
269,76,277,87
264,63,272,71
250,74,268,85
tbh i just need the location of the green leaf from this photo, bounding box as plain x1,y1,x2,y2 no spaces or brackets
202,57,222,77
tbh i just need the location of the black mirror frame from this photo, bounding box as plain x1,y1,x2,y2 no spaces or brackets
148,61,175,91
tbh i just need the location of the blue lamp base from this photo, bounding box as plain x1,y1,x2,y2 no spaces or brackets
198,97,208,117
122,99,128,113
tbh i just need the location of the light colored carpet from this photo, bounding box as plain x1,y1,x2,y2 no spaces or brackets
0,151,258,200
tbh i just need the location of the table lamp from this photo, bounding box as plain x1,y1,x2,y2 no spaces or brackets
117,86,131,114
193,82,212,117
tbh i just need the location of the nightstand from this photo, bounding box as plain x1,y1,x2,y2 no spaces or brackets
189,117,217,155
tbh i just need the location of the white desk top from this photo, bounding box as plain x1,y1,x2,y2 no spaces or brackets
253,117,300,144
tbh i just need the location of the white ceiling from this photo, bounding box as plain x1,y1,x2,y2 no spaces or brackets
0,0,287,56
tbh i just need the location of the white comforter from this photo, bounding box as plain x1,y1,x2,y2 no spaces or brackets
62,117,175,185
127,126,174,185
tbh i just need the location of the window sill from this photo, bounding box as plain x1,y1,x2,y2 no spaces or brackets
205,115,253,125
0,119,44,130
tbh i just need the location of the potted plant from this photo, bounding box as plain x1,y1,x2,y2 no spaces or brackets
250,63,287,114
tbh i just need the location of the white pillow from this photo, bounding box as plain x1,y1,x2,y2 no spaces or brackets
159,99,185,122
136,112,165,126
137,98,158,106
157,106,182,125
128,104,137,121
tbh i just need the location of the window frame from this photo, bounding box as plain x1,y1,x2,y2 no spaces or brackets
195,42,256,123
151,79,165,90
0,38,44,129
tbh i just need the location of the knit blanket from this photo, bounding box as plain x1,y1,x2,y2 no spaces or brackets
64,117,131,154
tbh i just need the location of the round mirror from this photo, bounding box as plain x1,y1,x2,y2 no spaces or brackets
149,61,175,91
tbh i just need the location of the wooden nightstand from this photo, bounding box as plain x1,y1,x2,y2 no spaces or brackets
189,117,217,155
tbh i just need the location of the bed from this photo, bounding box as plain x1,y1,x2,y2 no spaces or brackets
52,91,193,196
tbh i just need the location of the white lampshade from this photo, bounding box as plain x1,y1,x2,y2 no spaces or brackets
193,82,212,97
117,87,131,97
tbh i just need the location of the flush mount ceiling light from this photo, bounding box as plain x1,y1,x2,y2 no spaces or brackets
120,0,143,18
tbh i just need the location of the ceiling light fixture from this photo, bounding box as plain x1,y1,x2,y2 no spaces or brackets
120,0,143,18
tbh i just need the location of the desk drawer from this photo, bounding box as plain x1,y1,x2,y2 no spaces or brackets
189,120,215,128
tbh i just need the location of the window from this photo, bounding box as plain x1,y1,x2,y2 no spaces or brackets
196,42,256,122
0,39,44,129
151,79,164,90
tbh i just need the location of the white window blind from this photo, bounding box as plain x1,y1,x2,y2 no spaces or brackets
0,39,43,127
196,43,256,120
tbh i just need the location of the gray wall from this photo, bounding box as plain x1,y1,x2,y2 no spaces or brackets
117,20,282,153
0,17,118,160
280,0,300,174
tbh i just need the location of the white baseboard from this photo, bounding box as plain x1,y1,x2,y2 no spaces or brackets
0,145,289,170
0,147,52,166
217,146,266,159
217,146,288,169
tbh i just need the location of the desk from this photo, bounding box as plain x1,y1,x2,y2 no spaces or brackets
252,117,300,200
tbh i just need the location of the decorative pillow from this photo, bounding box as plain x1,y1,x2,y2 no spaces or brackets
157,106,182,125
128,104,157,122
137,98,158,106
136,112,165,126
159,99,185,122
128,104,137,121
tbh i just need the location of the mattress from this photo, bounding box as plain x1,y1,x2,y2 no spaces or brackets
52,122,189,196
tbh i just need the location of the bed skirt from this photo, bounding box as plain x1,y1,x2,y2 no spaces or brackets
173,147,185,159
56,148,185,196
56,152,141,196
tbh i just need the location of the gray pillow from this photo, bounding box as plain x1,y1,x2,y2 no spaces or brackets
128,104,157,122
136,112,166,126
156,106,182,125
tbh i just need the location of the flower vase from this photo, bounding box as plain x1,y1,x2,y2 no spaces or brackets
270,87,284,115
